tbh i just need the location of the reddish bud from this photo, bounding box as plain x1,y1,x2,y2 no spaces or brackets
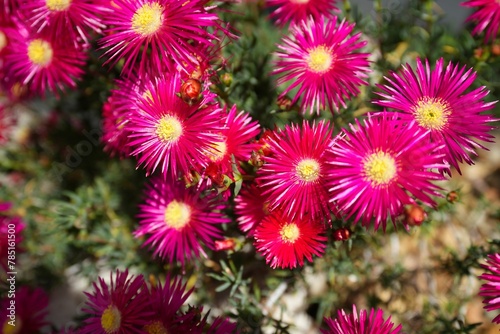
180,79,202,104
277,95,293,111
474,47,483,59
404,204,427,226
332,227,351,241
446,191,459,203
205,162,225,187
215,238,236,251
492,44,500,56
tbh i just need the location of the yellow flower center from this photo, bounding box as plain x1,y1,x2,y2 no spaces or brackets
295,158,320,182
412,97,451,131
280,223,300,243
363,151,397,186
207,136,227,162
46,0,71,11
306,45,333,74
155,115,182,143
0,31,7,53
2,318,22,334
27,39,53,67
164,200,191,230
101,305,122,334
144,320,169,334
131,2,164,36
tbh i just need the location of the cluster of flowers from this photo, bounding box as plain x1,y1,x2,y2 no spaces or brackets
2,0,500,331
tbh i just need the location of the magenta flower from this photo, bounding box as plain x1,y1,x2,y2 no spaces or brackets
143,275,194,333
462,0,500,42
134,175,230,265
257,120,336,220
322,305,402,334
479,253,500,324
81,269,153,334
20,0,109,44
99,0,221,77
200,104,261,186
3,21,86,97
327,112,447,231
254,210,327,269
373,58,497,174
273,16,370,115
266,0,339,27
0,286,49,333
126,72,223,179
234,183,270,236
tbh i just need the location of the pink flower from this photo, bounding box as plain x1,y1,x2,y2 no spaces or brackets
266,0,339,27
373,58,497,174
99,0,222,77
125,72,223,179
134,175,230,265
462,0,500,42
0,202,25,272
81,269,153,334
273,16,370,115
254,211,327,269
3,21,86,97
322,305,402,334
234,183,270,236
327,112,447,231
257,120,335,220
20,0,109,45
479,253,500,323
1,286,49,333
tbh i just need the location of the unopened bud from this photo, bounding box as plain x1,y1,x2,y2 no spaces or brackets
332,227,351,241
215,238,236,251
446,191,459,204
404,204,427,226
220,73,233,86
277,95,293,111
492,44,500,56
180,79,202,104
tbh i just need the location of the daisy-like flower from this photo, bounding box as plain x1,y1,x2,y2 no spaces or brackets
201,104,260,185
1,286,49,333
478,253,500,324
20,0,109,45
273,16,370,115
134,174,230,265
257,120,335,220
373,58,497,174
126,72,223,179
143,275,194,333
267,0,338,27
81,269,153,334
462,0,500,42
327,112,447,231
254,211,327,269
321,305,402,334
3,22,87,97
99,0,221,77
234,183,270,236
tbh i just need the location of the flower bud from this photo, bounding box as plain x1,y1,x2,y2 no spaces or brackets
332,227,351,241
404,204,426,226
220,73,233,86
180,78,202,104
277,95,293,111
215,238,236,251
446,191,459,204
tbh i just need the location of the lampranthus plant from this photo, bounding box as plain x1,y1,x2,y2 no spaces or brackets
134,175,230,265
273,16,370,115
327,112,447,231
0,286,49,333
81,269,153,334
19,0,109,45
266,0,339,28
321,305,402,334
3,21,87,97
373,58,497,174
99,0,222,77
462,0,500,42
126,72,223,179
257,120,335,220
478,253,500,324
254,211,327,269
